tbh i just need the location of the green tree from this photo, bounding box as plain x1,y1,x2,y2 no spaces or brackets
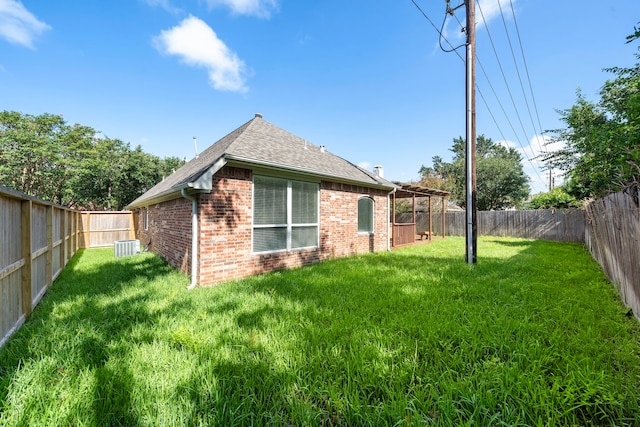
0,111,96,204
160,156,186,177
528,187,581,209
626,22,640,44
542,29,640,198
68,137,129,209
418,155,456,193
114,146,163,210
0,111,186,209
420,135,530,210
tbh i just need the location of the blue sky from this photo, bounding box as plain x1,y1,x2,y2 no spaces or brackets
1,0,638,194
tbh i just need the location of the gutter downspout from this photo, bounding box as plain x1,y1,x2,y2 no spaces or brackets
387,188,396,251
181,189,198,290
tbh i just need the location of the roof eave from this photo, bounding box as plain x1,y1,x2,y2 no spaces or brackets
126,157,227,209
225,155,397,191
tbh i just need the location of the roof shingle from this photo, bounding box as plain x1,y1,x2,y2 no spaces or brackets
127,115,395,208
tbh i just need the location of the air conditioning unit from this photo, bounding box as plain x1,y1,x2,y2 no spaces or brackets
114,239,140,258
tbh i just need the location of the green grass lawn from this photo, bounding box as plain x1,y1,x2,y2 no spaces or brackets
0,237,639,426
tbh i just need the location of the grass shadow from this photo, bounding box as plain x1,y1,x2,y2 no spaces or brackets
1,239,639,425
0,248,192,425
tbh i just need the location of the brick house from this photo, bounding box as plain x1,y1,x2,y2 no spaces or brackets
126,114,397,287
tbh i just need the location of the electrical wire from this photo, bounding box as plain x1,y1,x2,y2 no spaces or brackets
495,0,543,154
474,1,544,182
439,1,467,52
474,4,530,155
408,0,466,53
410,0,545,185
509,0,546,150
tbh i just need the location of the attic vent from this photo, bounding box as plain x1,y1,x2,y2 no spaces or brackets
255,112,263,118
114,240,140,258
319,145,326,153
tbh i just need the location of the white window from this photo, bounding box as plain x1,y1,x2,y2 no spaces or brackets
358,197,374,233
253,176,319,253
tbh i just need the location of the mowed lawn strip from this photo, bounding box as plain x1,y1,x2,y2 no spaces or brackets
0,237,639,426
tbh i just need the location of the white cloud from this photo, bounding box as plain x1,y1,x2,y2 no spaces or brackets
204,0,278,19
358,161,372,170
0,0,50,49
154,16,248,93
476,0,508,28
525,134,564,159
141,0,183,14
497,134,566,194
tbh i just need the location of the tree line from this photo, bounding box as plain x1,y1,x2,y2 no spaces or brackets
418,25,640,210
419,135,530,211
0,111,185,210
539,26,640,203
4,26,638,212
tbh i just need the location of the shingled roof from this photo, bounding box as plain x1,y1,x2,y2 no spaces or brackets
127,114,396,208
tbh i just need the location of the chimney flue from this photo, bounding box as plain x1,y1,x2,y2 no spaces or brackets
373,165,384,178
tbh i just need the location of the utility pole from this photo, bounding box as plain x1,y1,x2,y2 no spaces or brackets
548,168,554,191
465,0,477,265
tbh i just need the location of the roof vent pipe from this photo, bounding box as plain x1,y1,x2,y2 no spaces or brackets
193,136,199,159
320,145,326,153
373,165,384,178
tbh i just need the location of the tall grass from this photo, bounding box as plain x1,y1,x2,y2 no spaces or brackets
0,237,639,426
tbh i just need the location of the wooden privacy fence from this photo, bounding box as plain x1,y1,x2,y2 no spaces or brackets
80,211,134,247
1,185,136,348
423,209,586,242
0,186,81,348
585,189,640,321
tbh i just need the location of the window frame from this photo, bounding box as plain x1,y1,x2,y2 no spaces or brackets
252,175,320,254
357,196,375,234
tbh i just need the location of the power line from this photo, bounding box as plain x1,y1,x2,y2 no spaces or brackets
475,2,532,155
456,7,544,183
408,0,448,41
439,1,466,52
495,0,543,154
408,0,545,185
409,0,466,53
508,0,546,149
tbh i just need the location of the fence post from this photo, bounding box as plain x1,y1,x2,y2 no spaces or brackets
46,206,53,288
441,196,446,239
63,210,68,266
84,212,91,248
21,200,32,316
71,212,76,254
129,212,136,240
76,212,81,253
428,196,433,239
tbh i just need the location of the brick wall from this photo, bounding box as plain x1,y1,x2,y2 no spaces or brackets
135,197,193,276
198,166,254,284
137,166,391,286
320,181,389,258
